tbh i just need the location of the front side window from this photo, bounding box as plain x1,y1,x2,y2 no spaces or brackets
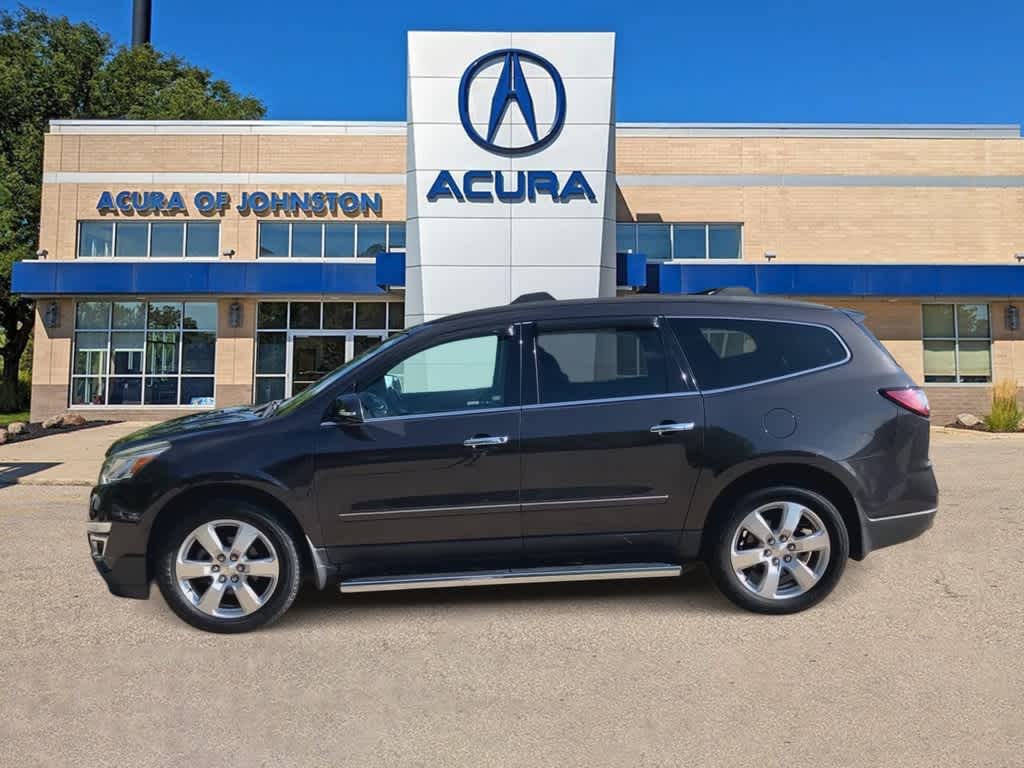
77,221,219,258
669,318,848,390
359,333,514,418
535,326,668,404
72,301,218,406
922,303,991,383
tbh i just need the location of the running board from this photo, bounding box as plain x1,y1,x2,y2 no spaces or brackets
339,563,682,594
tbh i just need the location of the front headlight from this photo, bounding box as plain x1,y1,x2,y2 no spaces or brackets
99,441,171,485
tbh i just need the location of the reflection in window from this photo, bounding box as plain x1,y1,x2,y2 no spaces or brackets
922,304,991,383
257,221,405,258
71,301,218,406
77,221,219,258
615,222,742,260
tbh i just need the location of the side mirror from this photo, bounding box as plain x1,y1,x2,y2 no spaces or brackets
334,393,365,424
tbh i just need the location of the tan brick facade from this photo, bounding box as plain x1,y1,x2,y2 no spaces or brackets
25,122,1024,423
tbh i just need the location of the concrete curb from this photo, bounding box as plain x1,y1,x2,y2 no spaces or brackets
931,426,1024,438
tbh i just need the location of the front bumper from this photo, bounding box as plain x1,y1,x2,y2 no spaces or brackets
861,506,936,556
88,486,153,600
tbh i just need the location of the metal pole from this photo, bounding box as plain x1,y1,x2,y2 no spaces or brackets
131,0,152,47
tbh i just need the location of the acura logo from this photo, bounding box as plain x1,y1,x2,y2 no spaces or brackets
458,49,566,156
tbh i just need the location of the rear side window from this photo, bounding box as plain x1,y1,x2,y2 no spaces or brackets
668,318,848,390
535,326,668,404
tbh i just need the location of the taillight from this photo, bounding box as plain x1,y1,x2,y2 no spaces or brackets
880,387,930,418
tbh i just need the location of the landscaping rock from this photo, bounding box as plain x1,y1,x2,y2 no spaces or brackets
7,421,30,436
60,413,87,427
42,415,64,429
956,413,982,427
0,429,7,445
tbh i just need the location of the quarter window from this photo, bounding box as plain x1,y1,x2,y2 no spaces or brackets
922,303,991,383
615,223,742,261
72,301,217,406
669,318,848,390
360,333,514,418
257,221,405,258
77,221,219,258
535,326,668,404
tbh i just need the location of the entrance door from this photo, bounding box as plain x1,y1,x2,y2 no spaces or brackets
286,332,386,396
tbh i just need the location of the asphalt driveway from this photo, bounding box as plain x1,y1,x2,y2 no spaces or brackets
0,431,1020,767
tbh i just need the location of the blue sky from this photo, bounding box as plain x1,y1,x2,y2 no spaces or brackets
11,0,1024,127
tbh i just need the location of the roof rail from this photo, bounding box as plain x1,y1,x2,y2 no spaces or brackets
511,292,556,304
691,286,754,296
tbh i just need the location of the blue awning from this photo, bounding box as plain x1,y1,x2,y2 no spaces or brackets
654,263,1024,298
12,259,396,296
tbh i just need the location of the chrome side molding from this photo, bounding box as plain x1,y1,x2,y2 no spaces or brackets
339,563,682,594
650,422,695,434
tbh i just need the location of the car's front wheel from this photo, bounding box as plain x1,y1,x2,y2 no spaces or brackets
708,486,849,614
155,501,302,633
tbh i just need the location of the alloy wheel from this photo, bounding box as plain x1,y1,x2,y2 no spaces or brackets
174,519,280,618
729,501,831,600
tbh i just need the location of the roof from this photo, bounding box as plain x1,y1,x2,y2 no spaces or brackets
48,120,1022,139
429,293,839,330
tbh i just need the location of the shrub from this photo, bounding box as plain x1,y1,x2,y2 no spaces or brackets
984,379,1023,432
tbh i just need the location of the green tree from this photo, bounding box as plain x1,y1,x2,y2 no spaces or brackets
0,7,264,411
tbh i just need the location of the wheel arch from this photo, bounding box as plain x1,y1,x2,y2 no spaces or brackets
145,482,314,583
694,461,864,560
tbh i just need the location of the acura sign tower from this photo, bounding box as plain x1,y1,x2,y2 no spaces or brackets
406,32,617,324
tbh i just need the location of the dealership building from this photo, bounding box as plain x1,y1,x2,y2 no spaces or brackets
13,31,1024,423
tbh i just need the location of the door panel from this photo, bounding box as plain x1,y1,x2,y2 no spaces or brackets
315,326,522,576
520,320,704,562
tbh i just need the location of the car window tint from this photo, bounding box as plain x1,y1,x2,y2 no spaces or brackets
669,318,847,390
535,326,667,404
361,334,512,417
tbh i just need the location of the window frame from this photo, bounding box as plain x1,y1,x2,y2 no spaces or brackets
921,302,993,385
71,299,219,408
256,221,406,260
614,222,744,261
76,220,220,260
666,315,852,394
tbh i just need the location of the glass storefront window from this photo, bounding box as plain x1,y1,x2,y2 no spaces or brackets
636,224,671,261
258,221,404,258
78,221,218,258
71,300,218,406
922,303,991,384
616,222,743,260
254,300,404,403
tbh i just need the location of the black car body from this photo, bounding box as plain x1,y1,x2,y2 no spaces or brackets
87,294,938,632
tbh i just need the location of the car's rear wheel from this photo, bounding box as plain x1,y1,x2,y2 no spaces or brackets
155,501,302,633
708,486,849,614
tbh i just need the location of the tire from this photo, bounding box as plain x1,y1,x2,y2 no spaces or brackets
707,486,849,614
155,499,302,633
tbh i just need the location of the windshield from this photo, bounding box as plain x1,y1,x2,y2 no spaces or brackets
271,327,419,417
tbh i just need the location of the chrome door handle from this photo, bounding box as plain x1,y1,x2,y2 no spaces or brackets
650,422,695,435
463,435,510,448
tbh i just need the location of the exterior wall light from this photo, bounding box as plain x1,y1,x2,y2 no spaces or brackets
229,301,243,328
1015,253,1024,264
36,249,49,259
1006,305,1020,332
764,251,778,262
223,248,236,258
44,300,60,329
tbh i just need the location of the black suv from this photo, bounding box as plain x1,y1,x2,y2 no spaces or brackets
87,294,937,633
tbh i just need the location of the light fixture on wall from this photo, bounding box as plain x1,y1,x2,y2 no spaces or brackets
222,248,236,258
1015,252,1024,264
764,251,778,262
36,249,48,259
43,301,60,329
229,301,243,328
1007,305,1020,332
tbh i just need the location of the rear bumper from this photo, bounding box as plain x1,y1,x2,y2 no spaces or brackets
860,506,936,556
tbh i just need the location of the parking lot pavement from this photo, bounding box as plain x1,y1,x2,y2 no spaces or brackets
0,432,1021,767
